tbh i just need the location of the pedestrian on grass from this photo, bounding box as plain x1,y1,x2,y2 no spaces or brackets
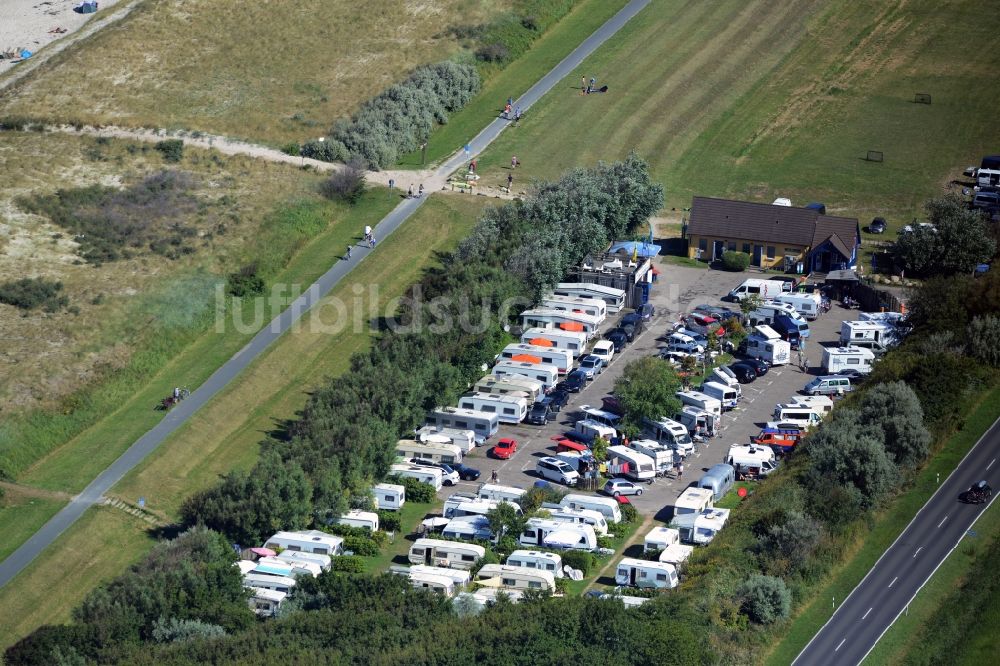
469,159,477,173
581,76,587,94
589,77,595,93
511,155,518,169
507,173,513,191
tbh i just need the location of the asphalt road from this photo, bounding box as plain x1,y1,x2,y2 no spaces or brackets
793,415,1000,665
0,0,653,590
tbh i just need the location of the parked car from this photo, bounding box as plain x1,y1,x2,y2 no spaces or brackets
527,398,557,425
408,459,460,486
727,363,757,383
660,349,700,367
562,370,588,392
734,356,770,376
451,463,481,481
620,323,640,342
605,329,629,352
591,340,615,364
578,355,604,379
548,389,570,411
601,395,624,416
637,303,655,320
603,478,644,497
492,438,518,459
869,217,887,234
535,457,579,486
693,304,740,323
972,191,1000,213
621,312,645,329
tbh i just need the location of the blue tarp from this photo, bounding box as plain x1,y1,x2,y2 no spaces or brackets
609,240,661,258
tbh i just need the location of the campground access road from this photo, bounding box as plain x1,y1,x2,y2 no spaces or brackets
793,415,1000,665
0,0,653,590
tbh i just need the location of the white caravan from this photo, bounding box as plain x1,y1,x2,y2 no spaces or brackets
475,564,556,593
671,508,732,545
673,487,714,517
676,406,719,437
406,566,471,598
519,308,602,338
441,515,493,542
243,573,296,594
726,445,778,476
248,587,286,617
700,381,739,410
337,510,379,531
273,550,332,572
546,507,610,536
474,375,544,403
643,526,694,567
840,320,900,351
444,496,522,519
674,392,723,419
477,483,528,504
560,493,623,523
425,407,499,441
396,439,464,464
408,538,486,570
505,550,564,578
499,343,574,374
491,360,560,389
822,345,875,375
606,445,656,482
373,483,405,511
744,325,791,365
264,530,344,556
615,558,679,590
390,464,444,491
540,294,607,322
256,556,321,579
519,518,597,551
789,395,835,415
553,282,627,313
416,425,477,453
775,292,823,320
572,419,618,444
457,392,529,425
520,327,589,357
627,438,675,475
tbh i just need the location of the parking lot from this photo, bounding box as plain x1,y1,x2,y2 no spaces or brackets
439,262,857,522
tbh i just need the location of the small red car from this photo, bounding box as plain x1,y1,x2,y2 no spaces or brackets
492,438,518,459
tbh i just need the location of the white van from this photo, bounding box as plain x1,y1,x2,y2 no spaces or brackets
709,366,742,398
491,360,560,389
553,282,626,313
477,484,528,504
674,391,723,419
519,518,598,551
475,563,556,592
506,550,564,577
425,407,499,442
536,456,581,486
541,294,607,322
606,445,656,482
727,278,788,302
727,445,778,476
628,438,675,475
396,439,463,464
700,381,739,410
416,426,476,453
560,493,623,523
499,343,574,374
457,392,528,425
390,464,444,491
578,405,623,429
673,487,714,516
615,558,678,589
676,406,719,437
772,403,823,429
775,292,822,320
521,327,588,357
804,375,853,396
822,346,875,375
744,325,791,365
337,510,379,531
644,416,695,455
408,538,486,570
547,507,609,536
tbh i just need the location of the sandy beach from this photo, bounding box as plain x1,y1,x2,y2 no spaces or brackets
1,0,123,74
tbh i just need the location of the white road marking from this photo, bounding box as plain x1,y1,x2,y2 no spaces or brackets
862,607,872,619
835,639,846,652
937,515,948,529
888,577,898,588
913,547,922,558
988,458,996,471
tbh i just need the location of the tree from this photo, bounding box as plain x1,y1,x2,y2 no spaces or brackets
739,294,763,325
738,575,791,624
967,315,1000,367
486,502,526,545
614,357,682,435
855,381,931,469
319,157,367,205
591,436,610,462
759,511,822,573
894,195,996,277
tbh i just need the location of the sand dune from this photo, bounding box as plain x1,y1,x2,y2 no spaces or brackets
1,0,123,74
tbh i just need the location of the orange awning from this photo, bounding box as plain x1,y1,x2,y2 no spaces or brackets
529,337,555,347
512,354,543,364
559,322,584,332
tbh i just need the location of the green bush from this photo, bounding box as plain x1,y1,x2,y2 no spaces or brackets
389,476,436,503
721,251,751,271
319,158,367,205
154,139,185,163
620,502,639,524
342,536,380,557
561,550,595,575
331,556,365,573
738,574,791,624
226,263,266,297
377,510,402,533
0,277,69,312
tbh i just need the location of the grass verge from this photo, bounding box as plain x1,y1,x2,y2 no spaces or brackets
0,493,65,561
765,384,1000,665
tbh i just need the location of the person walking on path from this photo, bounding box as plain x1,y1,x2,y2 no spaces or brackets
418,183,424,197
504,102,512,119
797,349,805,372
514,106,522,124
369,235,376,249
345,244,352,260
676,461,683,480
507,173,513,192
364,225,372,242
407,184,414,198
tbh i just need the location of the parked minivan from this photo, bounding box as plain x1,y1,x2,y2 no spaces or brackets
803,375,852,396
535,457,580,486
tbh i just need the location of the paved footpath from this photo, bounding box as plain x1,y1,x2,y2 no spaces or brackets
0,0,653,590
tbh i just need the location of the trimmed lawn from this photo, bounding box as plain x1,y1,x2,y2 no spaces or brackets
0,494,65,562
765,384,1000,665
0,505,155,651
363,501,441,574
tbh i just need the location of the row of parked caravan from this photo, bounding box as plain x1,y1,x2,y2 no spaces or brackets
239,530,344,616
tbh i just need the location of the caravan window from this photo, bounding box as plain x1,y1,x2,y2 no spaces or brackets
656,573,668,582
461,554,475,562
502,578,516,587
528,581,542,589
480,406,496,413
503,407,515,415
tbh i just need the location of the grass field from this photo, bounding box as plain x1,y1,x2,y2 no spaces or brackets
0,485,66,561
473,0,1000,235
765,384,1000,665
0,0,510,145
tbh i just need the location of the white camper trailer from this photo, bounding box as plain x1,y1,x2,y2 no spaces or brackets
560,493,623,523
744,325,791,365
264,530,344,556
425,407,500,442
839,320,900,353
700,381,739,410
408,538,486,570
444,496,522,519
520,327,589,357
256,556,321,579
243,573,296,594
673,487,714,517
540,294,608,322
606,445,656,482
441,515,492,542
248,587,287,617
822,346,875,375
457,392,529,424
337,510,379,532
519,518,597,551
553,282,627,313
572,419,618,444
676,406,719,438
505,550,564,577
390,463,444,491
547,507,610,536
643,526,694,567
671,508,731,545
272,550,332,571
615,558,679,589
499,343,574,374
789,395,835,415
674,392,723,419
396,439,464,464
627,438,675,476
775,292,823,320
726,445,778,477
491,360,560,389
373,483,406,511
416,425,477,453
477,483,528,504
474,375,544,403
406,567,470,597
519,308,602,338
475,564,556,592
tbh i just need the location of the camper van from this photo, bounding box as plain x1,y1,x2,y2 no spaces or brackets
506,550,564,577
475,564,557,592
775,292,823,320
560,493,623,523
408,538,486,570
273,550,332,572
425,407,500,442
396,439,464,464
572,419,618,444
644,416,697,454
674,391,723,419
744,325,791,365
337,510,379,532
457,392,529,425
441,515,493,542
444,496,522,519
643,526,694,567
789,395,834,415
477,484,528,504
709,367,743,398
520,327,589,357
822,346,875,375
673,487,714,517
547,507,610,536
628,438,675,476
578,404,623,429
248,587,287,617
803,375,853,396
697,464,735,501
264,530,344,556
553,282,627,313
727,278,788,302
772,403,823,430
416,426,477,453
726,445,778,477
372,483,405,512
519,518,598,551
491,360,560,389
519,308,602,338
541,294,607,322
499,343,574,374
671,508,732,545
243,573,297,594
405,566,471,597
676,406,719,437
615,558,679,589
390,464,444,491
700,381,739,410
606,445,656,482
840,320,899,352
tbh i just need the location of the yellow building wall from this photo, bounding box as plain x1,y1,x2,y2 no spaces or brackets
686,235,807,270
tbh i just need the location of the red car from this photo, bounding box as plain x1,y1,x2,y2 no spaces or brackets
492,438,518,459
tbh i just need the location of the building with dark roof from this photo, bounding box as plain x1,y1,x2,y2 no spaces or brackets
685,197,860,273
